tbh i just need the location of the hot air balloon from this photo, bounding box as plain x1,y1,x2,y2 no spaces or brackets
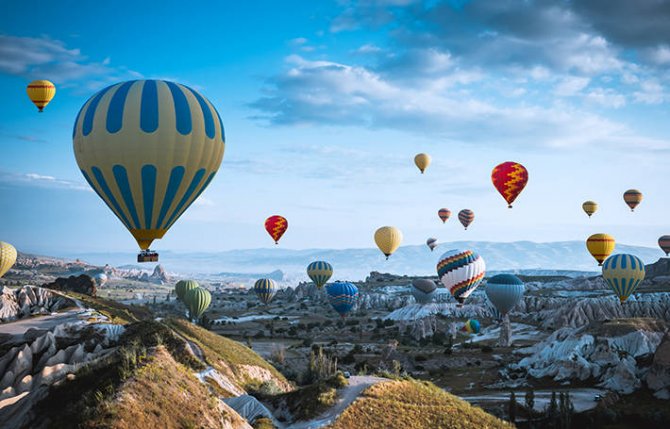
437,249,485,305
175,280,199,301
27,80,56,112
438,208,451,223
93,272,108,288
307,261,333,289
374,226,402,260
184,287,211,319
486,303,503,322
411,279,437,304
458,209,475,230
485,274,524,316
265,215,288,244
73,80,225,263
659,236,670,256
602,254,645,303
491,162,528,208
414,153,431,174
582,201,598,218
254,278,277,305
586,233,615,266
325,281,359,317
623,189,642,211
0,242,17,279
426,238,438,252
463,319,481,334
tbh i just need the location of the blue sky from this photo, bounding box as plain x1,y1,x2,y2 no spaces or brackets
1,0,669,255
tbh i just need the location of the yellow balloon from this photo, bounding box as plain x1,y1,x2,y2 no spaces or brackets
73,80,225,253
374,226,403,259
414,153,431,174
586,233,615,266
27,80,56,112
582,201,598,218
0,241,17,279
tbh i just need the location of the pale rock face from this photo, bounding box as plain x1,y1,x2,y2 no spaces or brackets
0,286,77,322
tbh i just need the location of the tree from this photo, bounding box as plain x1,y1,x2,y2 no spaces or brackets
545,391,559,428
508,391,517,424
559,392,574,429
525,389,535,427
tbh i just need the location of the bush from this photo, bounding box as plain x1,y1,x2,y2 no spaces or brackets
414,355,428,362
252,417,275,429
481,345,493,353
302,338,314,347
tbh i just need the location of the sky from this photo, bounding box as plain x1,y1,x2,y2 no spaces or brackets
1,0,669,256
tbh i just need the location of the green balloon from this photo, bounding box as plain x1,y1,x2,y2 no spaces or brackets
185,287,211,319
175,280,199,301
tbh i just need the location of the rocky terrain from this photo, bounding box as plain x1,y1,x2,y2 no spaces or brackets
0,286,77,322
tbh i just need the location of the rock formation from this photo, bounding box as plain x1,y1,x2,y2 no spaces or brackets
42,275,97,297
0,286,77,322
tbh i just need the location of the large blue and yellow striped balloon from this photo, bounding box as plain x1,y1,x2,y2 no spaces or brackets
73,80,225,250
254,278,277,305
602,254,646,303
307,261,333,289
325,281,358,317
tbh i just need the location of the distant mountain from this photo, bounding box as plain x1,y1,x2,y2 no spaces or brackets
63,241,664,281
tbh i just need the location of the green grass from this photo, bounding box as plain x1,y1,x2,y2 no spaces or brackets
328,380,514,429
68,292,153,324
259,377,344,421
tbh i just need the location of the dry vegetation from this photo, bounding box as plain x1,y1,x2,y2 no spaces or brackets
68,291,153,324
327,380,515,429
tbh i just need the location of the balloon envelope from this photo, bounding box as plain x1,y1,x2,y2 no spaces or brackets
602,254,645,303
463,319,481,334
412,279,437,304
0,241,17,279
485,274,525,315
326,281,359,317
458,209,475,230
374,226,403,259
659,236,670,256
586,233,615,266
437,249,485,303
414,153,431,174
265,215,288,244
73,80,225,251
438,208,451,223
491,162,528,208
582,201,598,217
623,189,642,211
426,238,438,251
27,80,56,112
307,261,333,289
185,287,211,319
254,278,277,304
175,280,199,301
93,272,108,287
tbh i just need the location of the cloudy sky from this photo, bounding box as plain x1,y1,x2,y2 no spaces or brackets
1,0,669,256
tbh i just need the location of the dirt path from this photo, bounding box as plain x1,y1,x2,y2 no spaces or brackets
288,375,387,429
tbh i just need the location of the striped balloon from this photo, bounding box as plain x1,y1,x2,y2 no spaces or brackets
485,274,525,316
175,279,199,301
602,254,646,303
73,80,225,252
458,209,475,230
307,261,333,289
582,201,598,218
0,241,17,279
326,281,359,317
438,208,451,223
623,189,642,212
184,287,211,319
659,236,670,256
437,249,486,304
254,278,277,305
463,319,481,334
27,80,56,112
586,233,616,266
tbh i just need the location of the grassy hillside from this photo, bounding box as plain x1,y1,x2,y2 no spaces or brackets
328,380,514,429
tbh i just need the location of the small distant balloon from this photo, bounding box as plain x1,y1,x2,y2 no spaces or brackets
463,319,481,334
374,226,403,260
0,241,18,279
411,279,437,304
602,254,645,304
184,287,211,319
265,215,288,244
438,208,451,223
582,201,598,218
414,153,431,174
326,281,359,317
254,278,277,304
623,189,642,212
458,209,475,230
426,237,438,252
307,261,333,289
586,233,616,266
175,280,199,301
491,162,528,208
27,80,56,112
659,236,670,257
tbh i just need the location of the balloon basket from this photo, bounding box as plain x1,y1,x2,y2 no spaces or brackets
138,250,159,263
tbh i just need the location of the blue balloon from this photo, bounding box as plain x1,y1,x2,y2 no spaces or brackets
485,274,525,316
325,281,359,317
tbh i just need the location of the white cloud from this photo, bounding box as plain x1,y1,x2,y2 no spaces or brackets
584,88,626,108
0,171,90,191
554,76,590,96
633,80,666,104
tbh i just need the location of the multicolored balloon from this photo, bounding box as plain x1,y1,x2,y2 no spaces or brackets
438,208,451,223
0,241,17,279
414,153,431,174
73,80,225,256
374,226,403,260
307,261,333,289
582,201,598,218
458,209,475,230
254,278,277,304
586,233,616,266
27,80,56,112
659,236,670,257
463,319,481,334
491,162,528,208
411,279,437,304
602,254,645,303
623,189,642,212
175,280,199,301
485,274,524,316
325,281,359,317
265,215,288,244
426,237,438,252
437,249,486,304
184,287,211,319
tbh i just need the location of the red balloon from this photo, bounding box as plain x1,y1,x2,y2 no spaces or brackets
265,215,288,244
438,208,451,223
491,161,528,208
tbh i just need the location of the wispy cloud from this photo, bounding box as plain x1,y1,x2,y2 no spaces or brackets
0,171,90,191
